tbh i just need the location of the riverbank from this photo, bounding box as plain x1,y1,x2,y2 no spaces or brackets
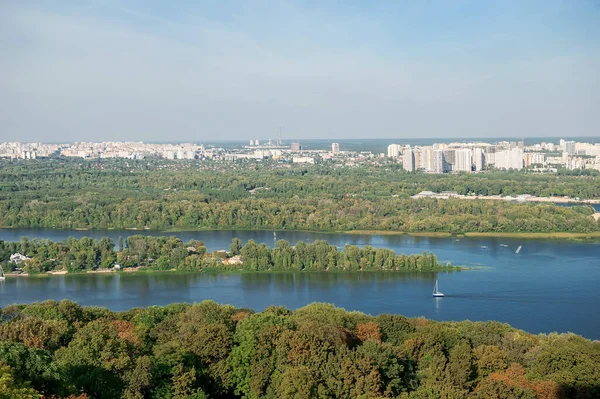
343,230,600,240
4,264,466,278
3,226,600,241
463,231,600,240
104,227,600,241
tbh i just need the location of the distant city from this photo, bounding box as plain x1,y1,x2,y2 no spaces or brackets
1,137,599,173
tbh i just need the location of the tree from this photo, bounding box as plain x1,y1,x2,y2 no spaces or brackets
170,247,188,269
0,363,40,399
229,238,243,256
54,319,139,399
0,342,63,395
276,365,318,399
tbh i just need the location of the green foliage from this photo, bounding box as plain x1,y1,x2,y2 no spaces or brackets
0,236,454,274
0,342,62,395
0,300,599,398
0,159,598,234
0,363,40,399
229,237,243,256
54,319,139,398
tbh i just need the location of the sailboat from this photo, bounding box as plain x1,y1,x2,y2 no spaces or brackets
515,245,522,254
0,265,5,281
432,280,444,297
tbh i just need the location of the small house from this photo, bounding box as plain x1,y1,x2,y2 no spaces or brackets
9,253,31,264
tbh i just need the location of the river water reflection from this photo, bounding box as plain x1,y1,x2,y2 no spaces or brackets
0,229,599,339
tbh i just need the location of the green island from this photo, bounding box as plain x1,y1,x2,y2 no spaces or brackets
1,236,458,275
0,300,598,399
0,159,599,238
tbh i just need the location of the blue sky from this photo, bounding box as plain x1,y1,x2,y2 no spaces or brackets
1,0,598,141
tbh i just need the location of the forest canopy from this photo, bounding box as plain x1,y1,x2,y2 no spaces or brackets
0,159,599,234
0,236,452,274
0,300,598,398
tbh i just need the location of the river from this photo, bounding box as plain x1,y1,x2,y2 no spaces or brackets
1,229,599,339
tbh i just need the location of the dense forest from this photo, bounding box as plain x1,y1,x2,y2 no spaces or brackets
0,300,598,398
0,236,450,274
0,159,599,233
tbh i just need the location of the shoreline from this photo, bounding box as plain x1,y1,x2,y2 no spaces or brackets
4,265,466,278
2,226,600,241
344,230,600,240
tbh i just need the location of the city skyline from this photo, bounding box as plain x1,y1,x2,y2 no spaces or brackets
2,0,599,141
3,137,599,173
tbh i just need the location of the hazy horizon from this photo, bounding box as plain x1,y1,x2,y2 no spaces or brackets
2,0,599,142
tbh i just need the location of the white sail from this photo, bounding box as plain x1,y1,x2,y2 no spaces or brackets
432,279,444,297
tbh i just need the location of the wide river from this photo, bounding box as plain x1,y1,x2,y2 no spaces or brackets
1,229,599,340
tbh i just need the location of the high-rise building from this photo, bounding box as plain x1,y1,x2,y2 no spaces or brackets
564,141,576,155
290,142,301,152
432,149,444,174
495,148,523,170
443,149,456,172
403,149,415,172
473,148,484,172
331,143,340,154
454,149,472,172
420,148,432,171
387,144,402,158
524,152,544,167
413,149,422,171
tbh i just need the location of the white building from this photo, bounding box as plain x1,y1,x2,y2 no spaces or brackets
495,148,523,170
387,144,402,158
564,141,576,155
567,157,585,170
524,152,544,167
331,143,340,154
10,253,31,264
403,149,415,172
432,150,444,174
420,148,432,171
292,156,315,164
473,148,484,172
454,149,472,172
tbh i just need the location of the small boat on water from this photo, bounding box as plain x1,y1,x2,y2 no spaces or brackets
481,245,488,249
500,244,508,247
432,280,444,297
515,245,522,254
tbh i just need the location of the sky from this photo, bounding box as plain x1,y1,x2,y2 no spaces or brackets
1,0,599,142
